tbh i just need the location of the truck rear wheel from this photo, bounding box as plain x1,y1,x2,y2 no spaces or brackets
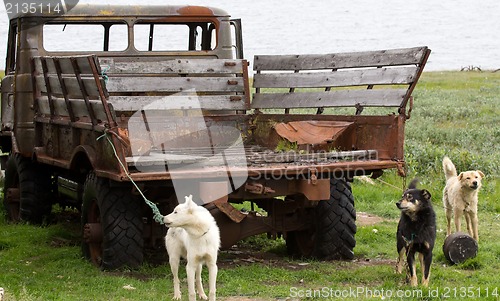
81,172,144,269
286,178,356,260
2,154,52,224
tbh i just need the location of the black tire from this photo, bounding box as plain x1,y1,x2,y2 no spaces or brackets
2,154,52,224
287,178,356,260
81,172,144,270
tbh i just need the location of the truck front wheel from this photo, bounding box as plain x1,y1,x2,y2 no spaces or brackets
2,154,52,224
81,172,144,269
286,178,356,260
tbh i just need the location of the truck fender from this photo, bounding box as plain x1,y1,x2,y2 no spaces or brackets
69,145,97,173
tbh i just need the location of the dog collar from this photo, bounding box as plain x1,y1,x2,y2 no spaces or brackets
403,233,417,246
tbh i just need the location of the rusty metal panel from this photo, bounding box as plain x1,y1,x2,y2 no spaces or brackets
252,114,403,160
274,121,353,145
296,178,330,201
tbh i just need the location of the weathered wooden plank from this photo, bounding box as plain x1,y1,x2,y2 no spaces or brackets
253,47,428,71
253,66,418,88
34,116,71,126
251,89,407,109
36,97,51,115
109,95,249,111
69,99,109,122
33,56,97,75
34,75,63,96
33,57,43,74
37,96,113,123
105,77,246,93
99,58,246,75
35,75,104,98
34,75,51,95
36,97,70,116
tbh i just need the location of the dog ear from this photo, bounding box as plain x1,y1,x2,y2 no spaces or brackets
422,189,431,200
408,178,419,189
184,194,194,205
477,170,485,178
458,172,464,180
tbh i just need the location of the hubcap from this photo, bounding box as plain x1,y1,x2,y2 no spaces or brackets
85,199,103,266
5,187,21,222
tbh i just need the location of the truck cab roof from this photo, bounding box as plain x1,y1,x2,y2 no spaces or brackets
8,4,230,20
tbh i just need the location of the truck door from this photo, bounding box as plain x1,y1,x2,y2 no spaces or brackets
230,19,244,59
1,20,17,133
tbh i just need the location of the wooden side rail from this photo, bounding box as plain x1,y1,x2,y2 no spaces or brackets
99,58,250,112
251,46,430,113
32,56,251,126
32,55,114,129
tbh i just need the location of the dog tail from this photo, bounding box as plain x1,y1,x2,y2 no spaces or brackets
442,156,457,181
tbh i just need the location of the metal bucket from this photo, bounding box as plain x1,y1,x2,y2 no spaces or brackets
442,232,478,264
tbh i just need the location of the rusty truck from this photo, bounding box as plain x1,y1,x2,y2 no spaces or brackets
0,4,430,269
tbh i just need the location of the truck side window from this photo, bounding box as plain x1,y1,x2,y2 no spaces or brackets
5,21,18,73
43,23,128,52
134,22,216,52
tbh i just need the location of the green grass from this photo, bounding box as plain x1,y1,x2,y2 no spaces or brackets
1,71,500,300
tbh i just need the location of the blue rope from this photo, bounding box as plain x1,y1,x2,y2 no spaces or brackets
97,132,165,224
100,65,110,84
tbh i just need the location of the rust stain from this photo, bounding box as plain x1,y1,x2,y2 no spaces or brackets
274,121,353,145
177,6,215,16
98,9,114,16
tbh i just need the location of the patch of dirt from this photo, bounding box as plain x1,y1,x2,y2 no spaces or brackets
220,296,273,301
218,246,311,271
356,212,385,226
351,257,397,267
216,211,388,270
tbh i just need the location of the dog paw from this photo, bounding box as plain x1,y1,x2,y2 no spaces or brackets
395,261,404,274
422,279,429,287
198,292,208,300
173,292,182,300
410,277,418,287
209,292,216,301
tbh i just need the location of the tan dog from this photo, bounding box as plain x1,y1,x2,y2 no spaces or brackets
442,157,484,241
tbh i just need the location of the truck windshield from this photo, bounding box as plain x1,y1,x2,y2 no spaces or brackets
42,21,217,53
43,22,128,52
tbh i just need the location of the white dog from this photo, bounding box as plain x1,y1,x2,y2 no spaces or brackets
164,195,220,301
442,157,485,241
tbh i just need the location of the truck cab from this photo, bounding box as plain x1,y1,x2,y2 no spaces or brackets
1,4,243,156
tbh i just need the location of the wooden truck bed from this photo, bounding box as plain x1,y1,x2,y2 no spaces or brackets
31,46,430,181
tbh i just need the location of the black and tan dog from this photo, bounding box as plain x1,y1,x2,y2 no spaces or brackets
396,179,436,287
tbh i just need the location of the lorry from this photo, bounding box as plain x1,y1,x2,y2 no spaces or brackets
0,4,430,269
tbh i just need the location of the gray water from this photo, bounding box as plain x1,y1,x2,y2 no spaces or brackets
1,0,499,71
